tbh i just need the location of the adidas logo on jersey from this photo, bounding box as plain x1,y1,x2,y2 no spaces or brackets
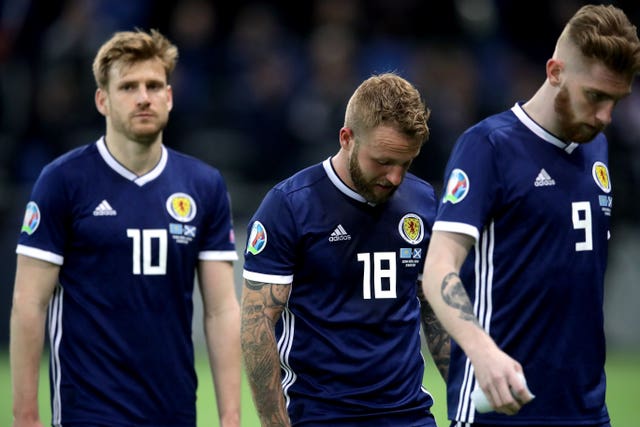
328,224,351,242
534,169,556,187
93,200,117,216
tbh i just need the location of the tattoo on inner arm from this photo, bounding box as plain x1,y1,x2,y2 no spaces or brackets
418,284,450,381
241,279,292,425
244,279,289,306
441,272,480,325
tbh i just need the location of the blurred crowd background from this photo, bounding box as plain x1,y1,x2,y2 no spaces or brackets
1,0,639,350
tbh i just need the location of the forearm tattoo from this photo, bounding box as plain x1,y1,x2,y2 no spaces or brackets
418,284,450,381
441,272,481,326
241,279,292,426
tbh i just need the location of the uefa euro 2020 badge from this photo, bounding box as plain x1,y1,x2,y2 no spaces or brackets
443,168,469,204
247,221,267,255
21,201,41,235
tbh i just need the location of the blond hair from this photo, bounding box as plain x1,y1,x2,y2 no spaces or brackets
559,4,640,76
92,29,178,89
344,73,430,146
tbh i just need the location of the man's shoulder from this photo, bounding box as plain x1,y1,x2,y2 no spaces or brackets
402,172,435,193
42,142,99,176
166,147,224,179
455,109,522,153
468,109,518,136
273,162,326,195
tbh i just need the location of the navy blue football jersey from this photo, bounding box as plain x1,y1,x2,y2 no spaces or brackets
437,104,611,425
17,138,237,426
243,158,439,426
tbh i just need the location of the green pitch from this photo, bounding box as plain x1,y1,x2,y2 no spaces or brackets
1,350,637,426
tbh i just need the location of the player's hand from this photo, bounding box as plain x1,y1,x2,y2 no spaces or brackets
470,346,535,415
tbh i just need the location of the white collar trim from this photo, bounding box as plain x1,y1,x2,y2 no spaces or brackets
322,158,375,206
96,137,168,186
511,103,578,154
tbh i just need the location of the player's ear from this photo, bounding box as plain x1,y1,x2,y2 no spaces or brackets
95,88,108,116
166,84,173,112
339,127,355,150
547,58,563,86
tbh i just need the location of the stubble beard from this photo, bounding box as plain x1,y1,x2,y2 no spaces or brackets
112,113,167,146
348,149,396,204
554,86,603,143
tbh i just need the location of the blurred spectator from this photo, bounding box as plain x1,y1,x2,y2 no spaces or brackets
607,80,640,223
407,42,479,191
287,22,360,167
166,0,226,138
222,3,305,182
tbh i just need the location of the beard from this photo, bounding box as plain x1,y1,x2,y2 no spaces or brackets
110,109,168,145
554,85,604,143
348,146,398,204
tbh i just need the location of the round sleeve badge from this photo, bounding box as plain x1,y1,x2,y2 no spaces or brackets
247,221,267,255
443,168,470,204
21,201,41,235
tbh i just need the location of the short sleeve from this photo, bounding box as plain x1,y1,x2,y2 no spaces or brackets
16,163,70,265
435,130,502,241
243,187,297,283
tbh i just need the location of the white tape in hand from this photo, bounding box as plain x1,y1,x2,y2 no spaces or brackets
470,372,535,413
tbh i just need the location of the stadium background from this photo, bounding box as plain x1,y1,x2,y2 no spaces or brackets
1,0,639,425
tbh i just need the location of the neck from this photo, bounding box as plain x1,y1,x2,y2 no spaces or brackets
331,150,354,188
104,133,163,176
521,84,556,133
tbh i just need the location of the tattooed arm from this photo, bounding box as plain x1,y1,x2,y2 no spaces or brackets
417,282,450,382
421,230,533,415
240,279,292,427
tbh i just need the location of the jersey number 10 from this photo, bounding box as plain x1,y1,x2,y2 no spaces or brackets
127,229,168,275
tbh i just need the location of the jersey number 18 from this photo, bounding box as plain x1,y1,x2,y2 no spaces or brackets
358,252,397,299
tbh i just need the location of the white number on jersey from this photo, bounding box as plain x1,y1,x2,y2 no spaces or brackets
572,201,593,252
357,252,397,299
127,229,168,275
